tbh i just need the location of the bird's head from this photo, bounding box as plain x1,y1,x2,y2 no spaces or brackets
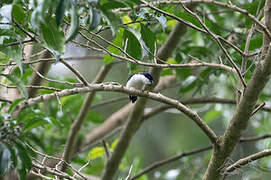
141,72,154,84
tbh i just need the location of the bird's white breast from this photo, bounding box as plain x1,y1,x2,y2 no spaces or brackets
126,74,150,90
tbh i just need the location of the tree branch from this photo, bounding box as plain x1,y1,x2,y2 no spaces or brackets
101,18,196,179
131,134,271,179
59,59,89,86
16,83,217,145
179,2,246,88
131,146,212,180
60,64,112,171
203,1,271,179
120,0,271,40
28,50,52,98
224,149,271,175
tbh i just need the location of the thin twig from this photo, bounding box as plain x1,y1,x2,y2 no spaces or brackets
90,97,128,110
102,140,110,160
223,149,271,175
59,59,89,85
17,83,218,144
25,143,88,179
0,83,61,91
74,38,236,73
29,64,83,87
125,164,133,180
131,146,212,179
252,102,266,116
120,0,271,40
7,39,34,47
131,134,271,179
179,2,247,88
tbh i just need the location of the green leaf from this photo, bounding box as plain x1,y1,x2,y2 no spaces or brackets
5,144,17,168
104,28,123,64
41,17,65,60
205,18,221,35
204,110,221,123
56,0,67,27
0,74,28,99
0,143,11,176
66,3,79,42
12,3,26,24
0,33,24,75
0,51,10,64
140,24,156,59
88,147,105,160
24,116,50,132
179,76,197,93
123,29,142,59
110,138,119,152
17,166,27,180
89,7,101,31
14,141,32,170
87,111,104,123
8,98,24,113
17,108,62,131
176,11,201,28
102,1,127,10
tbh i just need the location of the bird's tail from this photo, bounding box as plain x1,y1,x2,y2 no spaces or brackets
129,95,137,103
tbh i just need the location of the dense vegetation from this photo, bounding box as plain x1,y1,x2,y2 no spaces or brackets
1,0,271,179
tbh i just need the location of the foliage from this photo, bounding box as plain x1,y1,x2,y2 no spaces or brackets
1,0,271,179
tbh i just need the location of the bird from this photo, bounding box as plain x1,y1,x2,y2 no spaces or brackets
126,72,154,103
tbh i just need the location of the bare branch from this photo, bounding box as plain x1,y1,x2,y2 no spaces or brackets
119,0,271,40
102,140,110,160
132,134,271,179
59,59,89,86
224,149,271,175
60,65,112,171
74,37,236,72
16,83,217,143
0,83,61,92
179,2,246,88
131,146,212,179
203,1,271,179
29,64,83,87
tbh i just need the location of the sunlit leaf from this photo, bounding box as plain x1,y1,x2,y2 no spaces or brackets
88,147,105,160
104,28,123,64
110,138,119,152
